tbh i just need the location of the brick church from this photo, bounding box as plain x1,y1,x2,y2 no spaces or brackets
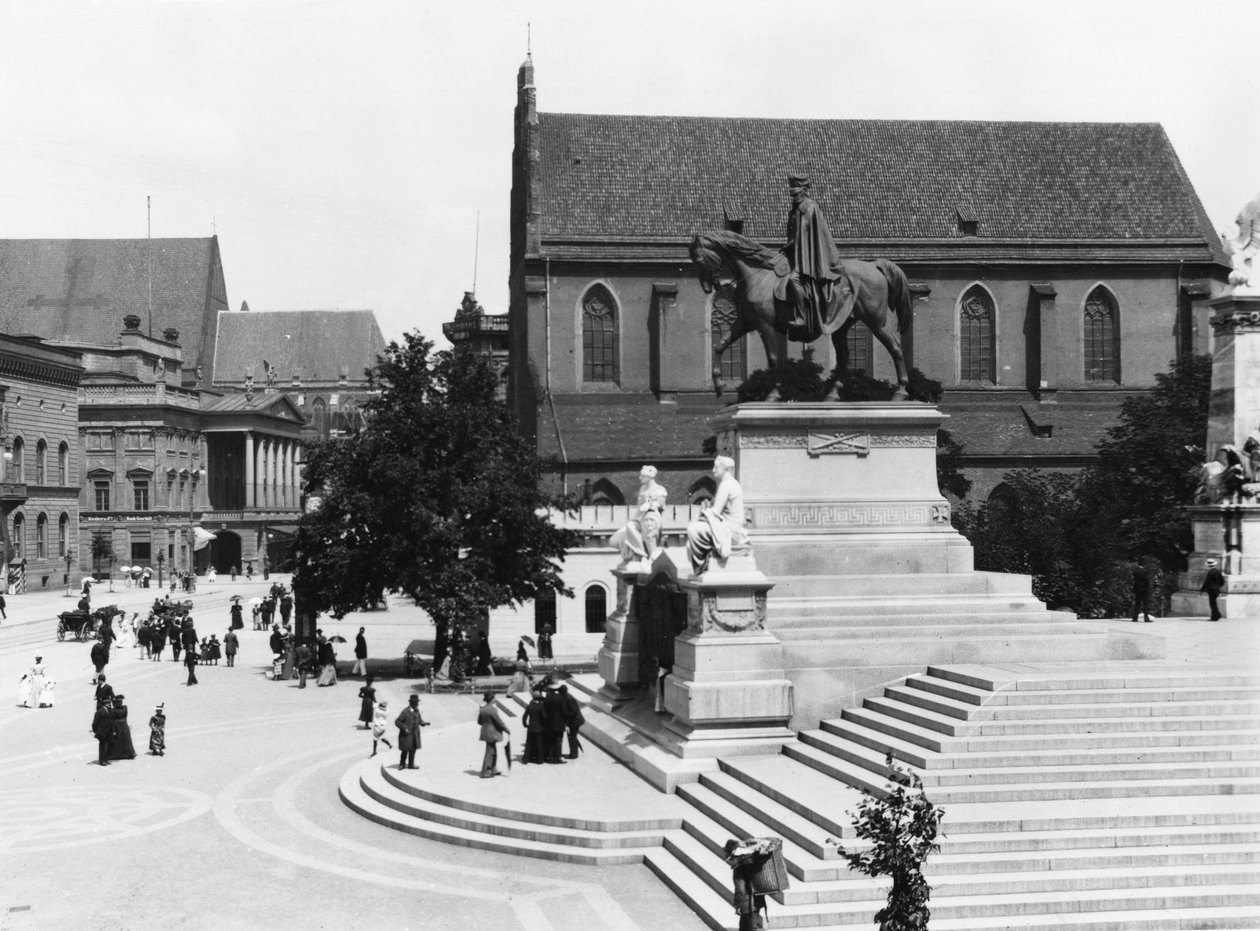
507,56,1231,509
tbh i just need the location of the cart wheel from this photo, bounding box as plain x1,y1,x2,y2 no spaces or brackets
57,624,66,642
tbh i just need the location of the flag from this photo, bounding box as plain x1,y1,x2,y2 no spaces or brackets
192,526,217,551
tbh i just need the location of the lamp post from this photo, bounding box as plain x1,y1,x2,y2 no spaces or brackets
64,549,73,596
187,467,205,589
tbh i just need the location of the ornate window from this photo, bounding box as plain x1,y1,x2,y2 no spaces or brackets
1084,287,1119,383
12,512,23,558
584,584,608,633
133,479,150,511
34,440,46,485
58,513,68,557
94,480,111,512
59,442,69,485
711,293,746,382
10,437,23,482
581,285,619,383
36,513,47,559
846,322,873,376
311,397,329,441
959,286,996,384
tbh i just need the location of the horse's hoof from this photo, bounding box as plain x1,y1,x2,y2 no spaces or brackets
823,386,842,403
891,387,909,401
765,389,782,403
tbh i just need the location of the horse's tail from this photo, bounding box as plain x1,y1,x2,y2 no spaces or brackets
877,259,913,334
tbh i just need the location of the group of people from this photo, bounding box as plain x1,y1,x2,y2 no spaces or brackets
520,678,584,765
90,689,165,764
252,584,294,631
17,656,54,708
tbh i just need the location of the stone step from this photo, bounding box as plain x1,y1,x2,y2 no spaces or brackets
926,665,1260,692
923,842,1260,874
819,716,1260,769
770,572,1035,599
927,906,1260,930
769,594,1051,622
774,621,1088,641
643,842,743,931
337,765,652,865
784,741,1260,804
906,673,1260,707
935,825,1260,855
779,632,1115,669
757,885,1260,928
699,771,842,860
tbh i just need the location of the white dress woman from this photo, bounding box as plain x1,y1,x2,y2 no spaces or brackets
25,658,46,708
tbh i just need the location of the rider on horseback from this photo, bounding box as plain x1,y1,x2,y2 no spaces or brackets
781,173,842,342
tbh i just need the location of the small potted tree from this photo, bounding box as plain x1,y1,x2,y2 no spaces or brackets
834,753,945,930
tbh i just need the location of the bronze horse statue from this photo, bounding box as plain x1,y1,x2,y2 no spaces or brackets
689,229,912,401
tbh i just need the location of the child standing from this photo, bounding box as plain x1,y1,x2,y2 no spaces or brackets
371,701,392,757
149,704,166,755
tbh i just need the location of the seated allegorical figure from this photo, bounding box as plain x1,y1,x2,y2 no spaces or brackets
611,465,668,570
686,456,747,575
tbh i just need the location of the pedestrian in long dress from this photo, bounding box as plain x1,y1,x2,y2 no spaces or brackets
150,622,166,661
92,700,115,765
148,705,166,755
358,676,376,728
352,627,368,677
230,602,243,630
316,640,338,687
395,694,428,770
477,691,509,778
521,691,547,764
110,695,137,760
19,656,45,708
38,677,55,707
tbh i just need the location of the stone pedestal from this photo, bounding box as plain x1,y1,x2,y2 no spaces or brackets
1172,294,1260,619
593,575,640,707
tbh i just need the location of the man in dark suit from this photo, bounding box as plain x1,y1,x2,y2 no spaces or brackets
92,700,115,765
1130,557,1153,623
477,691,508,777
1201,558,1226,621
542,683,567,764
559,685,585,759
94,673,115,706
394,694,428,770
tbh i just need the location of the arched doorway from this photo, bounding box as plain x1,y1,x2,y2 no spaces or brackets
209,530,243,575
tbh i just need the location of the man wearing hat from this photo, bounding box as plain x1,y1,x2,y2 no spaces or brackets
92,699,115,765
477,691,509,777
1201,558,1226,621
394,693,429,770
782,173,842,342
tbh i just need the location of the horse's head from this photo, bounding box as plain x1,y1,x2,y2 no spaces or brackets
690,233,727,294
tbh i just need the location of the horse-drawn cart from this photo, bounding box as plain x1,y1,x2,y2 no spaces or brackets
57,610,95,641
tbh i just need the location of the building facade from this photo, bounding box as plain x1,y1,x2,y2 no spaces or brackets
507,57,1231,508
0,335,82,593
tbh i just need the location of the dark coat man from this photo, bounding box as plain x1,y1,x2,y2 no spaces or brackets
1131,559,1153,623
94,676,115,706
168,619,182,662
1201,559,1226,621
90,640,108,676
92,701,115,765
184,645,198,685
541,685,568,764
395,695,428,770
476,692,509,777
560,685,585,759
224,630,239,667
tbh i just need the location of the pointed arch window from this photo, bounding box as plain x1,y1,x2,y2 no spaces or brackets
1084,287,1119,383
311,397,329,441
12,512,24,559
711,293,746,382
59,442,69,485
959,286,996,384
36,513,47,559
11,437,24,482
582,285,619,383
59,513,69,557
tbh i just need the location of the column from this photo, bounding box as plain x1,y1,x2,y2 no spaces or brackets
262,438,272,508
281,442,291,508
269,440,279,509
244,432,255,509
1030,283,1058,400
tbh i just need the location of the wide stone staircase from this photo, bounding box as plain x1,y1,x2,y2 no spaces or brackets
340,665,1260,929
648,664,1260,929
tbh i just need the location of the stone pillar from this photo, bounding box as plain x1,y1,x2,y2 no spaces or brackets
280,442,290,507
1030,282,1058,400
593,573,641,707
649,282,680,403
244,432,255,509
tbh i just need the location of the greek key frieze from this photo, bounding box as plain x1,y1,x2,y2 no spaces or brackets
751,502,934,528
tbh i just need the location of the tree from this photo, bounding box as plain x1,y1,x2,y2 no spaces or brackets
835,753,945,931
292,334,576,643
90,532,114,577
1076,354,1212,570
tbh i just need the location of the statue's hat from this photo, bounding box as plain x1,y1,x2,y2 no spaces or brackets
787,173,811,189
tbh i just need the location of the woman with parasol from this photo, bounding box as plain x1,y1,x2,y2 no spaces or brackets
229,595,244,630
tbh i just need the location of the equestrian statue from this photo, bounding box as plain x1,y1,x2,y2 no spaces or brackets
690,174,912,401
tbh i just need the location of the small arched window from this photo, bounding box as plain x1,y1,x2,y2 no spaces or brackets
584,585,608,633
58,513,69,557
581,284,619,383
311,397,329,441
36,513,47,559
1084,287,1119,383
12,512,24,559
35,440,47,485
959,286,996,384
711,293,746,382
10,437,24,482
588,478,625,507
58,442,70,485
534,589,557,636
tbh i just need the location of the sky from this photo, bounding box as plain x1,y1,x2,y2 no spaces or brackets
0,0,1256,347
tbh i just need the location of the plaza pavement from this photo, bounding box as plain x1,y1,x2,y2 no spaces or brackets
0,576,704,931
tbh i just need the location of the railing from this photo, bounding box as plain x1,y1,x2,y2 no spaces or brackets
78,384,201,409
0,482,28,502
547,504,702,531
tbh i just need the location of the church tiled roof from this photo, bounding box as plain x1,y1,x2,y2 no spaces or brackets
0,238,226,377
536,114,1221,255
212,309,387,386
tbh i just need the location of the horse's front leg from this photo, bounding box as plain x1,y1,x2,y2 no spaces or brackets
711,316,753,397
755,316,785,402
823,322,855,402
872,324,910,400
